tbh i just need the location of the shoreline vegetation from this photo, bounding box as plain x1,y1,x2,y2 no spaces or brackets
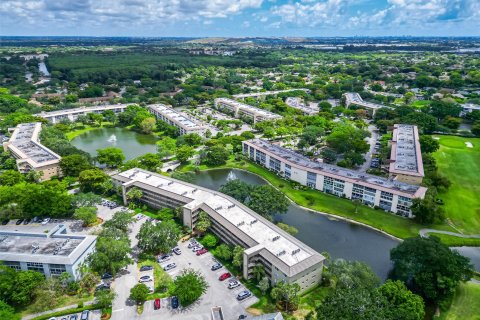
179,158,480,246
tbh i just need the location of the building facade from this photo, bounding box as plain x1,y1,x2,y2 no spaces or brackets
285,97,318,115
242,139,427,217
0,225,96,279
389,124,424,185
113,168,325,292
214,98,282,124
36,104,128,124
3,122,62,181
147,104,207,136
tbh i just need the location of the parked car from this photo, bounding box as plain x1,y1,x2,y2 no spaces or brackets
211,263,222,271
140,265,153,272
219,272,231,281
187,241,199,248
191,246,203,252
237,290,251,301
101,273,113,280
172,247,181,255
80,310,89,320
23,218,31,225
238,315,247,319
163,263,176,271
1,220,8,225
171,296,179,309
15,219,23,225
41,218,51,225
32,216,40,223
157,254,171,263
196,248,208,256
95,283,110,292
154,298,161,310
228,280,240,289
139,275,152,283
69,315,78,320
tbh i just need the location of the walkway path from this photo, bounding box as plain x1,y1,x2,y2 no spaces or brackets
419,229,480,239
22,300,97,320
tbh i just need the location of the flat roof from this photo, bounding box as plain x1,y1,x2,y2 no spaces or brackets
115,168,324,273
0,225,96,265
285,97,318,114
35,104,128,118
232,89,310,99
344,92,392,110
245,139,426,197
216,98,282,120
148,104,205,129
6,122,60,165
389,124,424,177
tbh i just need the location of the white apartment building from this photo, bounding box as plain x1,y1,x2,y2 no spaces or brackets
3,122,62,181
148,104,207,136
389,124,424,185
0,224,96,280
243,139,427,217
113,168,325,292
344,92,393,115
214,98,282,124
36,104,129,124
285,97,318,115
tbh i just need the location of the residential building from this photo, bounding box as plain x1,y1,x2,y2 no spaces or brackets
460,103,480,117
285,97,318,115
36,104,128,124
0,224,96,280
242,139,427,217
3,122,61,181
113,168,325,292
232,89,310,100
344,92,392,115
214,98,282,124
389,124,424,185
147,104,207,136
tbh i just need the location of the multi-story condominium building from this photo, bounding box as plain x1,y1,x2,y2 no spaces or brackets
36,104,129,123
3,122,61,181
147,104,207,136
344,92,392,115
242,139,427,217
0,224,96,279
460,103,480,117
113,168,325,292
214,98,282,124
285,97,318,115
389,124,424,185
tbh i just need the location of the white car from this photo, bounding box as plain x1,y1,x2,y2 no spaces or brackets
157,255,171,263
163,263,177,271
191,246,203,252
139,275,152,283
228,280,240,289
41,218,50,225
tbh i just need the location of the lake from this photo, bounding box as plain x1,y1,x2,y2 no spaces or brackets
71,127,158,160
190,168,480,278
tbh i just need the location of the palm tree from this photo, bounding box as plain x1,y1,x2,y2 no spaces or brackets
251,263,265,282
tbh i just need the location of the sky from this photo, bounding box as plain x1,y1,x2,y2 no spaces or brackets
1,0,479,37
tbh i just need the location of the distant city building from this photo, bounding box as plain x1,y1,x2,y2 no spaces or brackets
389,124,424,185
285,97,318,115
344,92,392,115
232,89,310,100
0,224,96,280
214,98,282,124
242,139,427,217
3,122,61,181
36,104,128,124
147,104,207,136
113,168,325,292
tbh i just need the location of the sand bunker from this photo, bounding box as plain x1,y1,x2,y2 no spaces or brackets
465,142,473,148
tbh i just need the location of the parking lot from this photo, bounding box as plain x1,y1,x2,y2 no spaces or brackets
46,309,101,320
140,239,258,320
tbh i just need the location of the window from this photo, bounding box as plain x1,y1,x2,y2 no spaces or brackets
49,264,67,276
269,157,281,172
3,261,21,271
27,262,44,274
255,150,266,165
307,171,316,188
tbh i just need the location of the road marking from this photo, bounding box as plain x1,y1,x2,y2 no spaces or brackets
112,308,124,312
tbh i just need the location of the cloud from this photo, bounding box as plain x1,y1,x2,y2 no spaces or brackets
271,0,349,27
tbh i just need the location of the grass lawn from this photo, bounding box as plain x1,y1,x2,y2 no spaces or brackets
19,292,94,317
433,136,480,235
137,260,175,300
411,100,432,108
180,158,453,240
437,282,480,320
65,123,112,140
430,233,480,247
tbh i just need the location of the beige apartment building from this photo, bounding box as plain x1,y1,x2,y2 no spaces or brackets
3,122,62,181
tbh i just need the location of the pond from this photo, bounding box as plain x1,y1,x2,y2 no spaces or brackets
71,127,158,160
191,169,480,279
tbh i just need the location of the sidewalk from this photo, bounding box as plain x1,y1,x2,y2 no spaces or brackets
22,300,96,320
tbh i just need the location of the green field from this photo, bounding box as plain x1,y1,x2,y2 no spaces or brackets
438,282,480,320
433,136,480,235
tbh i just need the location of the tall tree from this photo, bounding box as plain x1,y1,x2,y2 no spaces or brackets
60,154,92,177
136,221,180,254
173,269,208,306
96,147,125,168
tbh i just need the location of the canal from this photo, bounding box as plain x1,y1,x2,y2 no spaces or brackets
71,127,158,160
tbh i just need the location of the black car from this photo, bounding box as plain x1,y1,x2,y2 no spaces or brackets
171,296,179,309
95,283,110,291
140,265,153,272
101,273,113,279
23,218,31,225
1,220,8,225
16,219,24,225
238,315,247,320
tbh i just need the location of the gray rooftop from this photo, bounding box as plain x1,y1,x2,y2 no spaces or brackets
216,98,282,120
247,139,423,195
0,225,96,265
392,124,421,174
344,92,392,110
8,122,60,164
148,104,204,129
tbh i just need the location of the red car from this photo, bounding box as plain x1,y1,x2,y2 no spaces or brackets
154,298,161,310
196,248,208,256
219,272,231,281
